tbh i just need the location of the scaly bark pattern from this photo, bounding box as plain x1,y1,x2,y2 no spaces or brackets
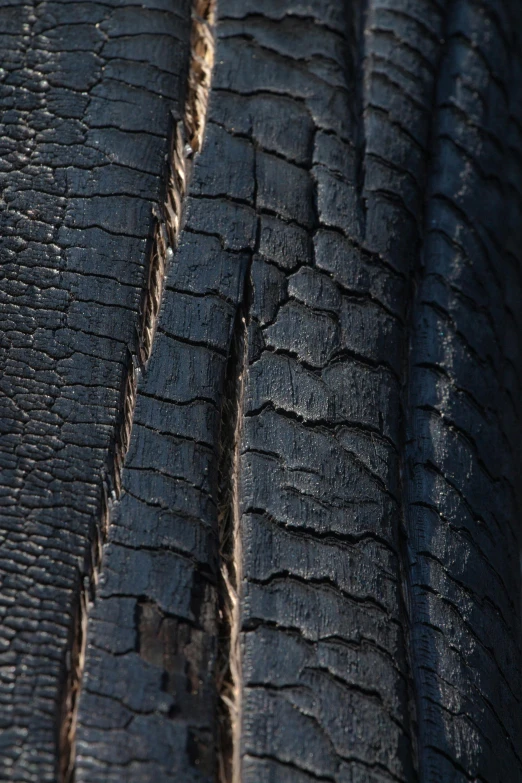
220,0,442,779
0,0,190,779
405,1,522,779
73,5,255,778
190,0,522,780
1,1,522,781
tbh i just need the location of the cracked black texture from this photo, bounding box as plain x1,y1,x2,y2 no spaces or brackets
2,0,522,781
211,0,522,780
0,0,190,780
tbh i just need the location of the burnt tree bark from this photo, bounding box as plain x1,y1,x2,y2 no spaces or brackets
0,0,521,782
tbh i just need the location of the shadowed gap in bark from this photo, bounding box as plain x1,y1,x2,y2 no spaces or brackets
216,243,254,783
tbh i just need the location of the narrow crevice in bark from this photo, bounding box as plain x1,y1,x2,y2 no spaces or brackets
396,460,420,782
57,477,112,782
350,0,369,229
56,4,217,780
215,111,265,779
58,578,88,783
216,256,253,783
187,0,216,153
113,353,139,494
398,6,451,780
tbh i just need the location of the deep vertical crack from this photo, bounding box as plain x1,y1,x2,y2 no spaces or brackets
398,5,451,779
58,580,88,783
187,0,216,154
350,0,369,231
56,3,217,780
216,250,253,783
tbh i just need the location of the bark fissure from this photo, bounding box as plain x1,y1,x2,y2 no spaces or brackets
398,4,451,779
216,243,254,783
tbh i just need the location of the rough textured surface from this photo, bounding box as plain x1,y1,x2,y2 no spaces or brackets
231,0,522,777
233,0,522,779
405,2,522,778
221,1,428,779
1,0,522,781
0,0,190,779
75,211,250,781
